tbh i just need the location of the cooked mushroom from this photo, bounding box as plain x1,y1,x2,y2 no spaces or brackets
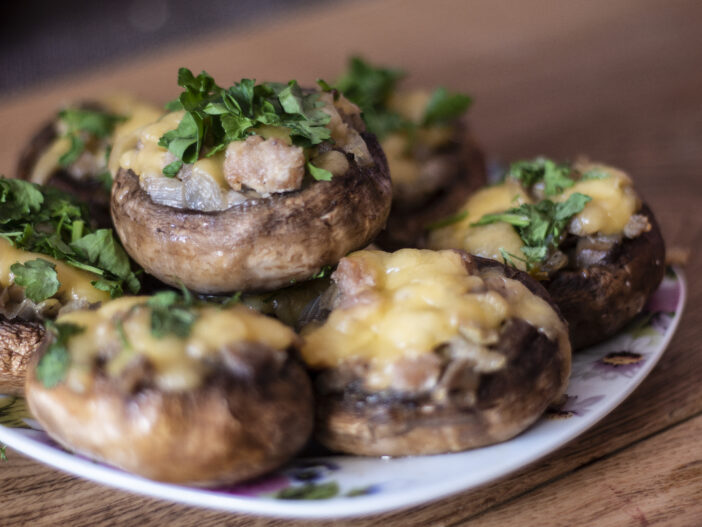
300,248,571,456
17,96,163,227
427,158,666,349
334,57,486,249
25,296,314,485
110,72,392,294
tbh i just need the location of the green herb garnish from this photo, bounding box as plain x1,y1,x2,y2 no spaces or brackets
0,178,139,298
57,107,125,167
10,259,60,303
35,321,84,388
275,481,340,500
159,69,332,176
0,444,7,461
473,193,591,268
146,289,199,339
426,210,468,231
334,56,472,139
507,158,575,197
306,162,333,182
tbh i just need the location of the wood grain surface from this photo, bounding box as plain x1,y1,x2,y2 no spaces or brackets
1,0,701,525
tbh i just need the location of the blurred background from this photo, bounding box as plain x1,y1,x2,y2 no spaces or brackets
1,0,342,95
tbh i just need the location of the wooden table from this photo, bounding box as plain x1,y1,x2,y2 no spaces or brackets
1,0,701,525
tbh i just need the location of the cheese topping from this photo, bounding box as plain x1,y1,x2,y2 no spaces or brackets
301,249,568,388
58,300,298,393
428,180,532,268
32,95,163,185
0,238,109,304
564,161,640,236
428,163,641,268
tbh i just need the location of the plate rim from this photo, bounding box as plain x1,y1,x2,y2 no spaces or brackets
0,267,687,519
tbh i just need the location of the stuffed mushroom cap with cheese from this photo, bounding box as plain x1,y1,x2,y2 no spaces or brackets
0,178,140,394
335,57,486,249
17,96,163,227
428,158,666,348
25,294,314,485
111,69,392,294
300,248,571,456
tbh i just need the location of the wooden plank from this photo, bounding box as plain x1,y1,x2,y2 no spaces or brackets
460,413,702,527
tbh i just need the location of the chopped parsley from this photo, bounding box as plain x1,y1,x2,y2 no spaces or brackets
35,321,84,388
159,69,332,176
473,193,592,269
10,259,60,303
146,289,199,339
0,178,140,298
306,162,333,182
427,210,468,231
57,107,125,167
334,56,472,139
507,158,575,197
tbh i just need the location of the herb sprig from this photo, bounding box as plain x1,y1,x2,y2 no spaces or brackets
35,321,85,388
0,178,140,298
507,158,575,197
334,56,472,139
473,193,592,269
159,69,332,176
57,107,125,167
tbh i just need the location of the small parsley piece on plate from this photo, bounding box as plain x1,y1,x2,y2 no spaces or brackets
10,259,60,303
158,69,332,175
36,321,85,388
473,193,591,267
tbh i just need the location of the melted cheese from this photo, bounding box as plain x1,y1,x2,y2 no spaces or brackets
58,301,298,393
0,238,109,304
32,95,163,184
301,249,568,388
428,180,532,269
564,162,640,235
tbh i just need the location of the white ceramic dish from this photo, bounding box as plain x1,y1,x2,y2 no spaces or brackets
0,268,686,519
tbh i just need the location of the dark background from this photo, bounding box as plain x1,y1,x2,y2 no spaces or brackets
0,0,339,95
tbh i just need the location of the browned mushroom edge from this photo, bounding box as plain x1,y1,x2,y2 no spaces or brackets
25,303,314,485
111,131,392,294
301,251,571,456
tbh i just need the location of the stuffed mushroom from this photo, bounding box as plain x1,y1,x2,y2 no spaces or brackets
25,294,314,485
17,96,163,227
111,69,391,294
428,158,666,349
0,178,140,394
334,57,486,249
300,248,571,456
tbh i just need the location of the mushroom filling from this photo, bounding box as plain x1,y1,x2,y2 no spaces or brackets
301,249,568,394
39,295,298,394
30,96,163,188
333,56,473,209
427,158,645,277
116,71,372,212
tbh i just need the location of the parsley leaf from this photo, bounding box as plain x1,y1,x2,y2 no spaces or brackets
335,56,473,140
36,321,84,388
158,69,331,174
426,210,468,230
422,87,472,126
57,107,125,167
147,290,199,339
10,259,60,302
0,177,140,298
473,193,592,267
306,162,333,182
508,158,575,196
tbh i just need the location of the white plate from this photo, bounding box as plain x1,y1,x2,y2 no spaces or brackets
0,268,686,519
